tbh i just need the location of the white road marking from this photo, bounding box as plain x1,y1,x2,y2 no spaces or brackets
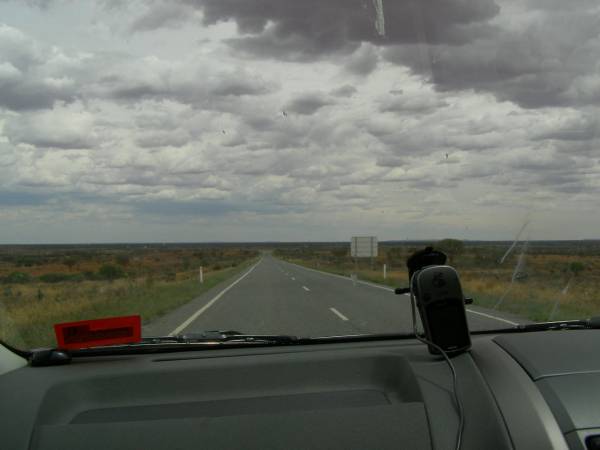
466,309,518,326
330,307,349,321
168,259,262,336
302,286,310,291
281,260,521,326
285,260,393,292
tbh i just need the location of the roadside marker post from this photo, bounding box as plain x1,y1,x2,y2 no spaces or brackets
383,263,387,280
199,266,204,284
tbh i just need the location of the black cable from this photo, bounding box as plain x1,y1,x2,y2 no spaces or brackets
409,273,465,450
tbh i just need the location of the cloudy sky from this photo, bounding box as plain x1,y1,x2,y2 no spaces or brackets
0,0,599,243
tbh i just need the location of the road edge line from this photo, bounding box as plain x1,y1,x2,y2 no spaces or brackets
283,260,394,291
330,307,349,321
465,308,518,326
168,258,262,336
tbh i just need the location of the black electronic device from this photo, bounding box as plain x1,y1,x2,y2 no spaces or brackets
412,265,471,355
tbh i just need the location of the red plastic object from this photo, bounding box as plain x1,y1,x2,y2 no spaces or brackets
54,315,141,350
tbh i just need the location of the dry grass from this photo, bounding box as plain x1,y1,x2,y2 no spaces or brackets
0,246,259,349
0,264,255,349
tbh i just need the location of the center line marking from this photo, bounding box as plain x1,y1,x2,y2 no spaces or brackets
330,307,349,321
302,286,310,291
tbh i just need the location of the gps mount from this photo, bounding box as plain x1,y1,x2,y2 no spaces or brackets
394,246,473,304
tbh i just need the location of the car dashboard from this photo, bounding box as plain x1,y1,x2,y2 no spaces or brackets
0,330,598,450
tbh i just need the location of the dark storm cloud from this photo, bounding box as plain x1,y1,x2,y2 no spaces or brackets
129,2,193,32
330,85,356,97
382,5,600,109
199,0,498,41
285,92,331,115
0,25,79,110
0,80,75,111
96,66,275,106
533,116,599,142
210,77,272,96
157,0,500,62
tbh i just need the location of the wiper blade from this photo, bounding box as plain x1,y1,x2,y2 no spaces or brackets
511,317,600,332
142,330,301,345
28,332,421,365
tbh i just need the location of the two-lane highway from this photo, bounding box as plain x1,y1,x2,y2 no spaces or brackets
143,255,525,338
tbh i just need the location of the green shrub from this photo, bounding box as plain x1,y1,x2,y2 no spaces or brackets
116,255,130,266
98,264,125,280
39,273,85,283
3,272,32,284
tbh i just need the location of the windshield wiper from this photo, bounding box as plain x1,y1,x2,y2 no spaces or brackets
27,331,420,365
27,331,302,366
495,316,600,333
141,330,301,345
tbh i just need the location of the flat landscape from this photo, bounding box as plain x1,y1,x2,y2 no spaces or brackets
1,240,599,349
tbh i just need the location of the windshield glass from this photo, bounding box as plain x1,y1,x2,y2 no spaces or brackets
1,0,599,350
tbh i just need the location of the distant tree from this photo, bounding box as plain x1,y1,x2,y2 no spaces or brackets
4,272,31,284
569,261,585,277
116,255,130,267
437,239,465,262
331,248,348,259
98,264,125,281
39,273,73,283
63,258,77,271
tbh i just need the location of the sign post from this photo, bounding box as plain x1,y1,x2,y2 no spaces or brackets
350,236,378,283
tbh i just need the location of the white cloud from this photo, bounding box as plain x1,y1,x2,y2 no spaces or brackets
0,0,599,242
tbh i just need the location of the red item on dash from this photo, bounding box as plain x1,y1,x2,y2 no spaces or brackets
54,315,142,350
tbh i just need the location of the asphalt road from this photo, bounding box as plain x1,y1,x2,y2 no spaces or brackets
144,255,527,338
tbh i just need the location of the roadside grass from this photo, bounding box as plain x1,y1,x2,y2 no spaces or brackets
0,259,256,349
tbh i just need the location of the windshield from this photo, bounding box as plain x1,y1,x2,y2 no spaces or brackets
1,0,599,350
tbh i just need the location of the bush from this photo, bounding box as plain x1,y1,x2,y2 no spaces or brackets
38,273,85,283
63,257,77,270
569,261,585,276
116,255,130,267
3,272,32,284
164,271,177,282
98,264,125,280
437,239,465,261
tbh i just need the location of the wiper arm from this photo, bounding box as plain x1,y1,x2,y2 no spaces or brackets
143,330,300,345
510,316,600,332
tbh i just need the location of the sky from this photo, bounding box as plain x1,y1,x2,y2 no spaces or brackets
0,0,599,243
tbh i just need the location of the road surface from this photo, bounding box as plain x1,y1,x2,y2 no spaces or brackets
144,255,527,337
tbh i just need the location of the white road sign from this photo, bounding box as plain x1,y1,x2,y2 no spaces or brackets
351,236,378,258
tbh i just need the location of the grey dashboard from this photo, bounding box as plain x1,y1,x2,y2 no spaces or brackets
0,331,598,449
